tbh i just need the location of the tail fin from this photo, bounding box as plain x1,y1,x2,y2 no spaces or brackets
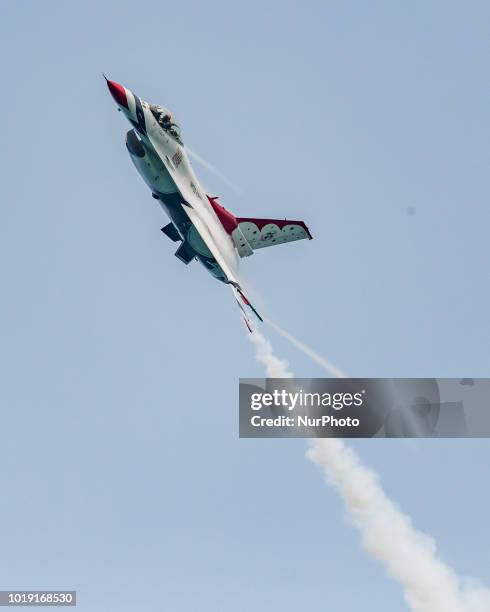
229,283,263,332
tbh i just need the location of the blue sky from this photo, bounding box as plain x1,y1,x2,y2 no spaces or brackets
0,1,489,610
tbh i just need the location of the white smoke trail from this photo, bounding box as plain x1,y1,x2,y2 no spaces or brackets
247,326,490,612
308,438,490,612
201,146,489,608
186,147,242,195
264,317,347,378
248,327,293,378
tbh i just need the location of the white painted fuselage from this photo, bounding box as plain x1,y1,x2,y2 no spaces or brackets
107,78,240,285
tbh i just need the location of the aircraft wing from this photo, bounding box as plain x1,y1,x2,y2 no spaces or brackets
235,217,312,250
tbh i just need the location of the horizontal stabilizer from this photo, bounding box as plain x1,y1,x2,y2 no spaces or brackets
236,217,312,250
242,315,254,333
230,283,263,325
161,222,181,242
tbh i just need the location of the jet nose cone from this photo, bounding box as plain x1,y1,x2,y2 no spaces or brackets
106,78,128,108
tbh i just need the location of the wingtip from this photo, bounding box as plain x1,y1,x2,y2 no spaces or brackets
303,222,313,240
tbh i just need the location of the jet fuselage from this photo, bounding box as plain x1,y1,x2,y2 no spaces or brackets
107,78,238,283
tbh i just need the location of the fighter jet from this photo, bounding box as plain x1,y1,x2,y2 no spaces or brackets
106,78,312,329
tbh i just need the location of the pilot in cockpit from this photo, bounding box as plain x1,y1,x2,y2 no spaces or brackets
150,104,183,144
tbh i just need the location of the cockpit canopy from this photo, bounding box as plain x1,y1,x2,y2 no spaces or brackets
149,104,183,144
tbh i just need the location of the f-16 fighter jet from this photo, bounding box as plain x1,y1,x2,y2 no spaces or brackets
106,78,312,329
